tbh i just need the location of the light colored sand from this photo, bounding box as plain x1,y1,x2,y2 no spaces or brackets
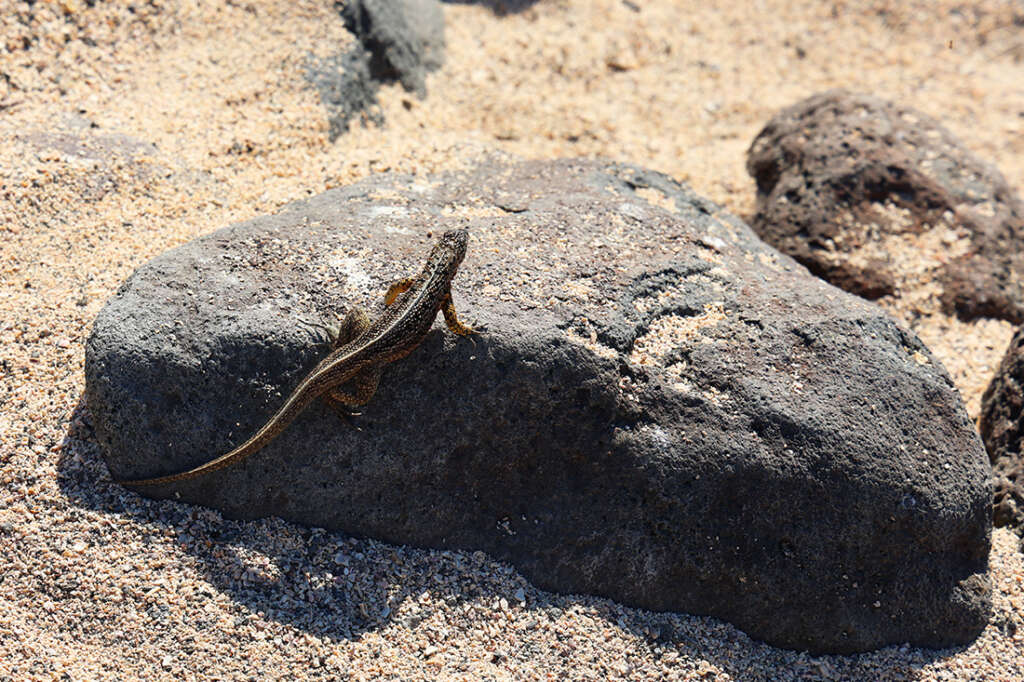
2,0,1023,679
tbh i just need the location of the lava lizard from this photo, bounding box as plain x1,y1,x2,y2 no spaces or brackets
119,228,474,487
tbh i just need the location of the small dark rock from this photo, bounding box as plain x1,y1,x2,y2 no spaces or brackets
340,0,445,98
747,89,1024,323
308,0,444,138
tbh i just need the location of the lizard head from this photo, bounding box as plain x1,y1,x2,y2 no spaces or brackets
430,228,469,272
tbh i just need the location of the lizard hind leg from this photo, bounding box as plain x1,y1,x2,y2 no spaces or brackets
332,306,372,349
321,366,383,422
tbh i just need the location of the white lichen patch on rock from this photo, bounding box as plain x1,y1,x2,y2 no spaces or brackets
696,245,725,265
632,278,723,316
756,251,786,270
561,278,598,303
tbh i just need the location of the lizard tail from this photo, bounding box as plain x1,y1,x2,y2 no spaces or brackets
118,383,325,487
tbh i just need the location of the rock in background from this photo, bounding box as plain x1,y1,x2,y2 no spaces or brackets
87,156,991,654
307,0,446,138
341,0,446,97
746,89,1024,324
980,326,1024,544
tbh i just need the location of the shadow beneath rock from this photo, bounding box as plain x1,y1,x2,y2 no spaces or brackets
59,398,483,642
58,397,976,677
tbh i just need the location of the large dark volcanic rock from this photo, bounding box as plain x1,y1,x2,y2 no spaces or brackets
87,156,991,653
747,89,1024,323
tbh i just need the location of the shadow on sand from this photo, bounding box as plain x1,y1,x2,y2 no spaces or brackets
58,397,969,679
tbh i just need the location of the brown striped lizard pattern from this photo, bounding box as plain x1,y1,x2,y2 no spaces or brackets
119,229,474,487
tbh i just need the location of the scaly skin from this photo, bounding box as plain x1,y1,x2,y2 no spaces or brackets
119,229,473,487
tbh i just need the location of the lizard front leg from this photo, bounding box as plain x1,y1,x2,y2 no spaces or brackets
441,291,474,336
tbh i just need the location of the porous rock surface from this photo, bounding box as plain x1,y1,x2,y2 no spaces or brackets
87,156,991,654
747,89,1024,323
980,326,1024,542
